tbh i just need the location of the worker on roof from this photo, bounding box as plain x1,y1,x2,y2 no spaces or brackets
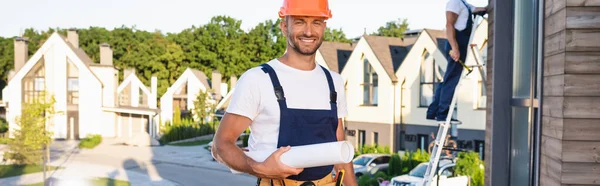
211,0,357,185
427,0,487,125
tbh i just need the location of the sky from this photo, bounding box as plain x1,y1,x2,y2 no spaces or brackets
0,0,488,39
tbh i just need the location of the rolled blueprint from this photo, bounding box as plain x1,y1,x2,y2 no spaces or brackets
229,141,354,174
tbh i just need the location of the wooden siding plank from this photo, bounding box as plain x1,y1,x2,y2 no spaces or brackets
546,31,566,57
544,75,565,96
566,29,600,52
547,8,567,36
542,154,564,182
564,74,600,96
543,117,564,140
564,97,600,118
542,135,564,161
567,0,600,6
543,97,564,118
547,0,567,15
563,141,600,163
567,7,600,29
545,52,566,76
564,119,600,141
562,162,600,184
565,52,600,74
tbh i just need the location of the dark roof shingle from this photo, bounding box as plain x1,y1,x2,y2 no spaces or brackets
363,35,418,81
318,41,355,73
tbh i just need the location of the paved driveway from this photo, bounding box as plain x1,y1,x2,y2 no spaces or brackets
0,138,256,186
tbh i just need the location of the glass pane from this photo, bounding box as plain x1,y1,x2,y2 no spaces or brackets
34,78,45,91
363,85,369,105
512,0,535,99
373,86,378,105
510,106,531,185
68,78,79,91
421,84,434,106
363,59,370,84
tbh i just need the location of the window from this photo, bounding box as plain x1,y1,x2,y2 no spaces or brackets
23,60,45,103
420,50,443,107
362,58,378,106
373,132,379,145
138,88,148,106
67,59,79,105
417,134,429,151
358,130,366,147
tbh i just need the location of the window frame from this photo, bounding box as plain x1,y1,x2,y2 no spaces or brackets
361,58,378,106
419,50,443,107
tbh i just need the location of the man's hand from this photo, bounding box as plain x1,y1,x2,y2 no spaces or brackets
249,146,304,179
334,119,358,186
450,49,460,62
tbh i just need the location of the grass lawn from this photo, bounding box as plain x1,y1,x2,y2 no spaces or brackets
26,177,130,186
167,139,211,146
0,164,62,178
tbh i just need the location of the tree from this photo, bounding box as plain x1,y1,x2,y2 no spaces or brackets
374,18,410,38
4,92,59,165
192,89,217,124
324,28,351,43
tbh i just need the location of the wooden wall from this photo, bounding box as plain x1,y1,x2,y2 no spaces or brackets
484,1,495,186
543,0,600,185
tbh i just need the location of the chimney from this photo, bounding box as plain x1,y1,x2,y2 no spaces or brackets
67,28,79,48
14,37,29,73
100,43,113,66
124,68,135,78
212,70,222,101
230,75,238,89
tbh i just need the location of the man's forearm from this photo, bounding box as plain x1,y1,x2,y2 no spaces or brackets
446,24,459,51
214,142,260,177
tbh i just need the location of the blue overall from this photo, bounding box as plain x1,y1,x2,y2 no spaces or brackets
259,63,339,181
427,0,474,121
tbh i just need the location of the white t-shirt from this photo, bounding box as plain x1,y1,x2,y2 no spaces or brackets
226,59,348,151
446,0,476,31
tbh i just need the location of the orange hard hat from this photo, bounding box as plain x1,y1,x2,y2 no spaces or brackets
278,0,332,19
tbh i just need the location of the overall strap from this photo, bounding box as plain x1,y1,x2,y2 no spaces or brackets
319,65,338,115
260,63,288,109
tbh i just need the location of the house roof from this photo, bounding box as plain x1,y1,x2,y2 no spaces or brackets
423,29,448,52
190,69,211,89
363,35,418,81
318,41,355,73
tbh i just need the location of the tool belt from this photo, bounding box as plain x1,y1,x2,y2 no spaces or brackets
257,173,338,186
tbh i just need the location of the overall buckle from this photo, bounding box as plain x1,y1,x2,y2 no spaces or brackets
330,92,337,104
274,86,285,101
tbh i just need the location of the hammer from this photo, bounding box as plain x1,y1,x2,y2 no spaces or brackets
449,50,473,75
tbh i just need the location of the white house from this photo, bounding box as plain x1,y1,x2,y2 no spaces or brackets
160,68,234,124
2,29,160,142
342,21,488,153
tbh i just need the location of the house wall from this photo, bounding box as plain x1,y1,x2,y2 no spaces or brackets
345,121,391,149
540,1,600,185
342,38,395,125
160,70,207,124
91,66,118,138
7,35,105,139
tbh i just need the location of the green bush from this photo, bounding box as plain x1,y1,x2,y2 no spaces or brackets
355,144,391,158
400,149,430,175
159,119,215,144
0,117,8,134
78,134,102,149
387,153,403,177
455,151,484,186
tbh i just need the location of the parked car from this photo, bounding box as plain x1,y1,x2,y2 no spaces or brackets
352,154,391,178
389,159,468,186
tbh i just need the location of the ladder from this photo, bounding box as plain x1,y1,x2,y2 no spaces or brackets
421,67,467,186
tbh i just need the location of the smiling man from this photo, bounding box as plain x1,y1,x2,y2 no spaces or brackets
211,0,357,186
